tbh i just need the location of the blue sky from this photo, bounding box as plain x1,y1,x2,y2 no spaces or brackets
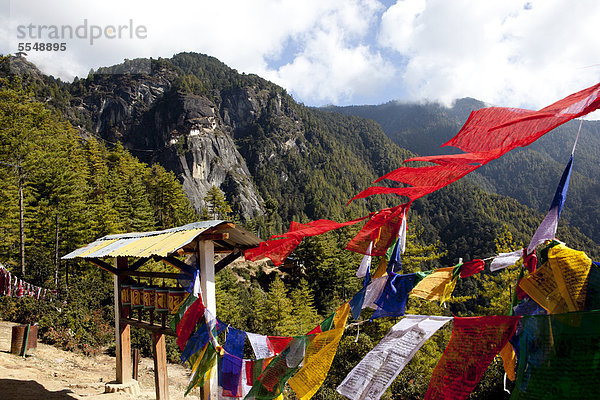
2,0,600,113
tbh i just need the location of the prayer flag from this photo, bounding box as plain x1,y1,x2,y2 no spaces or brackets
357,242,372,278
337,315,452,400
425,315,520,400
248,332,275,359
528,155,574,254
267,336,293,355
372,273,417,319
490,250,523,271
176,296,206,351
222,328,246,396
459,259,484,278
410,267,454,301
512,311,600,399
288,303,350,400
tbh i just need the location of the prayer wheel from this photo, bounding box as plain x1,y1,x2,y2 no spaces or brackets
168,287,188,313
143,286,155,310
131,285,144,310
120,283,131,307
155,287,168,313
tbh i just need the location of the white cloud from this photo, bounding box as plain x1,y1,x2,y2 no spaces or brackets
379,0,600,110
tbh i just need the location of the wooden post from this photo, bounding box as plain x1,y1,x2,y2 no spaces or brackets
115,257,132,384
152,332,169,400
198,239,217,399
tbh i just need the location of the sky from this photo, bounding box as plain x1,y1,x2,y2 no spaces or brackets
2,0,600,114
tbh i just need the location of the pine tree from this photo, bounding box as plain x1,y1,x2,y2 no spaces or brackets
204,185,232,220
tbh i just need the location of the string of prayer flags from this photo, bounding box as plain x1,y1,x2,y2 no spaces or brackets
248,332,275,359
288,302,350,400
222,328,246,396
337,315,452,400
424,315,520,400
511,311,600,399
372,273,417,319
409,267,454,301
490,249,523,272
245,217,368,266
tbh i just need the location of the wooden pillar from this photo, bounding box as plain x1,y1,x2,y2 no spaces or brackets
152,332,169,400
115,257,132,384
198,239,217,399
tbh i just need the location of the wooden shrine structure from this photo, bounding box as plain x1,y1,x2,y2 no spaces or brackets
62,221,262,399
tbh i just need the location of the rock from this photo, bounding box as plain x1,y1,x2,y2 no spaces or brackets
104,379,141,395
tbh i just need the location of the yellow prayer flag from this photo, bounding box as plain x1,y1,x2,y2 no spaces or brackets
440,276,458,305
548,244,591,312
288,303,350,400
333,302,350,329
373,257,388,279
518,262,569,314
499,342,517,381
409,267,454,301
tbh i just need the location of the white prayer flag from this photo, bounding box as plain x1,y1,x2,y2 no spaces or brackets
357,242,373,278
490,249,523,272
337,315,452,400
362,276,387,310
247,332,274,359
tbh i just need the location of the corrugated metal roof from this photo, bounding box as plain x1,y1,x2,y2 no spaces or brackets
62,221,262,260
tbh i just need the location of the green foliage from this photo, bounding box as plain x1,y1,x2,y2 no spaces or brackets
204,185,233,220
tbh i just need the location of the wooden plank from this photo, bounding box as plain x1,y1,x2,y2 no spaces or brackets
198,233,229,241
211,222,235,231
115,257,132,384
119,270,181,280
152,332,169,400
90,258,119,275
215,250,242,274
129,257,151,271
121,317,176,337
160,256,195,276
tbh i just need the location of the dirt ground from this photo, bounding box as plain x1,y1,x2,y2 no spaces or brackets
0,320,200,399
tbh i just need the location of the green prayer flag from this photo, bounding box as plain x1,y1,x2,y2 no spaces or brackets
511,310,600,399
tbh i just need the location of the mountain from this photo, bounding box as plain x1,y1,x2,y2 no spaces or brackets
328,100,600,245
7,52,600,261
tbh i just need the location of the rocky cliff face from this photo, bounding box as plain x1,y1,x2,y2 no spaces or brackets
68,65,266,219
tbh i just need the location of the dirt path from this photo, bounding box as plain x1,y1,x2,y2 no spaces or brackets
0,320,200,399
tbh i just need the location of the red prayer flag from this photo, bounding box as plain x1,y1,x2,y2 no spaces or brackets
444,82,600,154
459,259,485,278
176,297,206,350
346,203,409,256
244,217,368,266
267,336,293,355
425,315,520,400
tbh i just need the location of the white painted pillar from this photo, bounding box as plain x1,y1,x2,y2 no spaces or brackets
198,239,217,399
